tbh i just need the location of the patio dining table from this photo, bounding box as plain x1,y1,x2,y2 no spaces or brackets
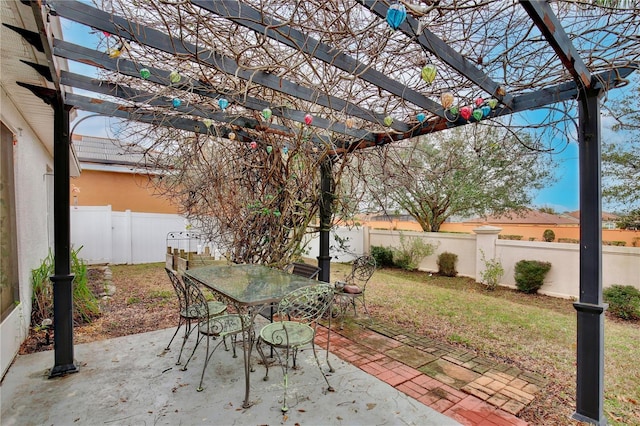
184,263,327,408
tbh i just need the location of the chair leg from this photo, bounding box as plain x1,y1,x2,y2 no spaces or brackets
255,338,271,382
165,316,184,351
311,341,334,392
197,333,212,392
176,318,194,365
181,329,205,371
197,336,227,392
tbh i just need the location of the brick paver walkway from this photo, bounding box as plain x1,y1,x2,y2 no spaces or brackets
316,318,546,426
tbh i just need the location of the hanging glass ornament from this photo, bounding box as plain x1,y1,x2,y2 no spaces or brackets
474,97,484,107
172,98,182,108
103,31,112,37
421,64,437,85
283,146,289,154
386,3,407,30
487,98,499,109
481,105,491,118
218,98,229,111
108,47,121,58
345,117,354,128
460,106,472,121
304,114,313,125
383,115,393,127
416,113,426,123
440,92,454,109
472,108,483,121
261,108,272,120
169,71,181,84
444,106,459,122
140,68,151,79
449,106,459,116
202,118,213,128
228,132,236,140
266,145,273,154
250,141,257,149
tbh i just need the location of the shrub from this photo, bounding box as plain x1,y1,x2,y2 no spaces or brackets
437,252,458,277
542,229,555,242
558,238,579,244
479,250,504,291
498,234,523,240
392,234,436,271
31,246,100,327
371,245,394,268
603,241,626,247
514,260,552,294
603,285,640,320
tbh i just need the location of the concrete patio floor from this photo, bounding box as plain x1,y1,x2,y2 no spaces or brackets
1,326,460,426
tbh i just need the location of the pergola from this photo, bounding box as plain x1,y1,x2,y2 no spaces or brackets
8,1,639,424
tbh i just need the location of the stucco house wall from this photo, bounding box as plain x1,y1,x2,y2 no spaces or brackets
1,89,54,378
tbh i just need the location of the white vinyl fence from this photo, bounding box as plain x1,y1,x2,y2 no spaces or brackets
70,209,639,299
71,206,187,264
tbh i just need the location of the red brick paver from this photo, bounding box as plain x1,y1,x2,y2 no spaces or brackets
318,321,536,425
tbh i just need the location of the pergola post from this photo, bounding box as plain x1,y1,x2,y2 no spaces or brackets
572,87,606,425
317,158,333,283
49,100,78,378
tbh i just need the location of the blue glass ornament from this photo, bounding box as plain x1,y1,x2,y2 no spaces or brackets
172,98,182,108
481,105,491,118
218,98,229,111
416,113,426,123
386,3,407,30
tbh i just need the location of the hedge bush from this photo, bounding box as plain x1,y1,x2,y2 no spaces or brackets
371,245,394,268
603,285,640,320
542,229,555,242
437,252,458,277
514,260,552,294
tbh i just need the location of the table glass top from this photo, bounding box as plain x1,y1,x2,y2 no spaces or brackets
185,264,318,306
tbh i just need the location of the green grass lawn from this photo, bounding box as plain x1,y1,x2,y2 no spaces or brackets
352,266,640,425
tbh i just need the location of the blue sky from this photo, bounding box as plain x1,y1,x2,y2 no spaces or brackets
62,17,630,215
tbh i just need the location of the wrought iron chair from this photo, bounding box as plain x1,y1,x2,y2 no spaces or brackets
284,261,321,279
334,255,377,317
259,262,321,321
256,284,335,412
179,275,251,392
164,268,227,365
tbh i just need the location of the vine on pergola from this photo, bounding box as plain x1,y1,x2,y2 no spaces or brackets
51,0,639,264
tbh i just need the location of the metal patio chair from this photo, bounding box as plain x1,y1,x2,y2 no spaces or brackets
334,255,377,317
164,268,227,365
179,275,251,392
259,262,321,321
256,283,335,413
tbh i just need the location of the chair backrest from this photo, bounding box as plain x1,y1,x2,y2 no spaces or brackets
276,284,334,323
285,262,321,279
181,275,210,321
347,255,376,287
165,267,187,310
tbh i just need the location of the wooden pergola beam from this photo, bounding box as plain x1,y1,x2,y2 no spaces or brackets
193,0,446,118
50,0,411,131
359,0,514,108
53,39,373,142
519,0,593,88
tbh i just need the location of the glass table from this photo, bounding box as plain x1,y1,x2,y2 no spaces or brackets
184,263,325,408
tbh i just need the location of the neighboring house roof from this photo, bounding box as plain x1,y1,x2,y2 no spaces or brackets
566,210,620,222
73,135,147,166
465,210,580,225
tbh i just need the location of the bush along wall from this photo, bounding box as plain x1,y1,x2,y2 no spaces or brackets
514,260,552,294
437,252,458,277
603,285,640,320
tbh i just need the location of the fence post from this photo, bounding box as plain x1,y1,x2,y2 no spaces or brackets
473,226,501,282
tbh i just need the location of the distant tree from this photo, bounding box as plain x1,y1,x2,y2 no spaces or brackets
603,76,640,211
616,208,640,230
538,207,557,215
359,125,555,232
